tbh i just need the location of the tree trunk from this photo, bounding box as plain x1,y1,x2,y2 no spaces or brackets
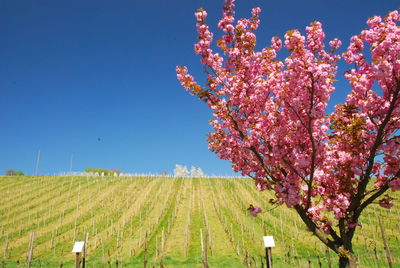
338,253,358,268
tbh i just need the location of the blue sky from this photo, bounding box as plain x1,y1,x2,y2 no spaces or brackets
0,0,398,176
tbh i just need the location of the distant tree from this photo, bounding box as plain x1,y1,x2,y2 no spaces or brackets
6,169,16,176
5,169,24,176
197,167,205,177
190,166,206,177
190,166,196,177
85,168,115,176
174,164,189,177
112,168,121,176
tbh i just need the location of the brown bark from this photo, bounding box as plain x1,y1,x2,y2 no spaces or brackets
339,253,358,268
294,205,362,268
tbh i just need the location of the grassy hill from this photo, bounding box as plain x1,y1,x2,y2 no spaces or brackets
0,176,399,267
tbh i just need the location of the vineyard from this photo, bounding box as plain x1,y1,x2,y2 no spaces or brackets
0,176,399,267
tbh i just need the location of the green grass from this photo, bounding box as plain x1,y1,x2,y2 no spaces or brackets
0,176,399,267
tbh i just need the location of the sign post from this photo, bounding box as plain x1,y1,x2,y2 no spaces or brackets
82,233,89,268
263,236,275,268
72,241,85,268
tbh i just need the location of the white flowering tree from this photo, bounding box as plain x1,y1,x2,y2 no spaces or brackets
190,166,205,177
174,164,190,177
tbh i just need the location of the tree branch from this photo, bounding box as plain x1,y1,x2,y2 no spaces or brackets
348,79,400,213
294,205,340,253
306,74,317,210
347,171,400,241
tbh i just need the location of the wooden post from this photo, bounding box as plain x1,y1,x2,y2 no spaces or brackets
265,248,273,268
155,236,158,258
161,228,165,254
279,213,285,248
54,227,58,257
72,241,85,268
19,221,22,238
204,230,208,268
241,224,244,252
74,218,78,242
378,216,393,268
101,238,105,265
75,253,80,268
143,232,148,268
26,232,35,268
200,229,208,268
3,236,8,264
263,236,275,268
82,233,89,268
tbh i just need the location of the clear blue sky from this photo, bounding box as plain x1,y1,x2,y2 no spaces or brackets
0,0,398,176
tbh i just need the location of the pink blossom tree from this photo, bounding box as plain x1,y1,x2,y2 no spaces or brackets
177,1,399,267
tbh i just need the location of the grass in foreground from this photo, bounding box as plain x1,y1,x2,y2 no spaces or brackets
0,176,399,267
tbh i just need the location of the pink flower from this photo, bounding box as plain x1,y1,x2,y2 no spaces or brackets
195,9,207,22
379,197,394,209
329,38,342,50
346,221,361,229
248,205,262,216
366,15,382,28
256,178,270,191
271,36,282,51
389,179,400,191
251,7,261,17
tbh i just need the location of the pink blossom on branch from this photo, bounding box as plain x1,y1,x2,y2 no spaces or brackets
247,204,262,216
389,179,400,191
195,8,207,22
378,195,395,209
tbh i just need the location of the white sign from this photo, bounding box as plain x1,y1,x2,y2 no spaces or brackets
72,241,85,253
263,236,275,248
